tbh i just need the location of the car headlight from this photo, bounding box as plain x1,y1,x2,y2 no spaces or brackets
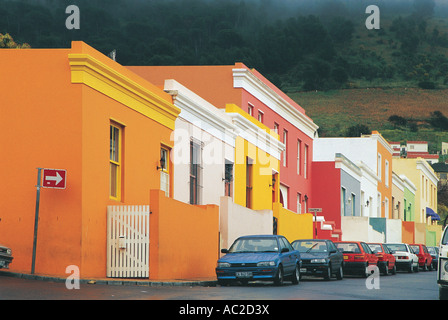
257,261,276,267
311,258,327,263
217,262,231,268
440,259,448,281
6,249,11,255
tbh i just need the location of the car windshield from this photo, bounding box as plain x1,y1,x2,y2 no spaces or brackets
335,242,361,253
368,244,383,253
386,244,408,252
228,238,279,253
442,228,448,246
428,247,437,255
293,240,327,253
410,245,420,254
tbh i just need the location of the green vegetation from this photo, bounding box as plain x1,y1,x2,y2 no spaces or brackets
1,0,448,91
1,0,447,149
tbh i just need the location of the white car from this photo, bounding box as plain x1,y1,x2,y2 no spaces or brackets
438,226,448,300
385,243,419,273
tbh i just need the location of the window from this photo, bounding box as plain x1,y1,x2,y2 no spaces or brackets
224,160,233,197
273,123,279,134
248,104,254,116
110,123,122,200
351,193,356,216
377,193,381,217
257,110,264,123
190,141,201,205
283,130,288,167
160,147,170,197
304,144,309,179
297,193,302,214
341,187,346,216
385,160,389,187
246,157,253,209
377,153,382,180
297,139,301,175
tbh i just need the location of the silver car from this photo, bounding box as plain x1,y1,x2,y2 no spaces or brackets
0,244,13,269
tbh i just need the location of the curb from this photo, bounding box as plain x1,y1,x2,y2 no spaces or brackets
0,270,217,287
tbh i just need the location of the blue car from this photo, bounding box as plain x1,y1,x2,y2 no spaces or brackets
216,235,301,286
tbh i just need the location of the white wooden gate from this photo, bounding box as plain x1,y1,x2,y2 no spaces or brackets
107,205,150,278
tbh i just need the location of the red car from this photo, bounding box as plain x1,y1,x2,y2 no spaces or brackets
368,243,396,275
409,244,433,271
335,241,378,277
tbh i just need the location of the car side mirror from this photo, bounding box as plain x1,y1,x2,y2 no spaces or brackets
330,249,337,254
281,248,289,253
221,249,228,254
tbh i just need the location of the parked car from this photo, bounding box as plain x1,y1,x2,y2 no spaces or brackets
368,243,396,275
428,246,439,271
385,243,419,273
0,244,13,269
291,239,343,280
335,241,378,277
216,235,301,286
438,226,448,300
410,243,433,271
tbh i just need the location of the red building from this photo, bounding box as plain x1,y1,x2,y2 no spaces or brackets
127,63,319,213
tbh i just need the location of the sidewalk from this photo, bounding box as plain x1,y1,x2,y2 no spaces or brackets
0,270,218,287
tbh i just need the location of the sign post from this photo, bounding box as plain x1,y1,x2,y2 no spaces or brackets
309,208,322,239
31,168,67,274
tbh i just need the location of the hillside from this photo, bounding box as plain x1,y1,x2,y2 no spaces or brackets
290,88,448,153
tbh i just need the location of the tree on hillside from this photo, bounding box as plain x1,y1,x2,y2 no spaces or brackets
388,115,407,127
346,124,370,137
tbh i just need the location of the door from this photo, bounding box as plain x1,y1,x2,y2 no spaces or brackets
279,237,296,274
107,205,150,278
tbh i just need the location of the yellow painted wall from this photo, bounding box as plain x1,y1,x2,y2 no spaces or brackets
393,158,438,224
228,104,280,211
273,203,313,242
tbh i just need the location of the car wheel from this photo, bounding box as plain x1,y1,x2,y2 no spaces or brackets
383,263,389,276
336,264,343,280
218,279,229,286
440,287,448,300
291,264,300,285
408,261,414,273
414,261,419,272
391,264,396,275
324,265,332,280
274,265,284,286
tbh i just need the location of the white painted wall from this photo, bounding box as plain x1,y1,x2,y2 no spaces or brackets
219,196,273,250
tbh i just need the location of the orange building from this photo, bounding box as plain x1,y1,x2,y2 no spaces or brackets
0,41,219,279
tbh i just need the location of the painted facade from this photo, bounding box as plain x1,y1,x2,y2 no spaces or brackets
127,64,319,214
392,158,439,225
0,42,182,277
313,131,393,219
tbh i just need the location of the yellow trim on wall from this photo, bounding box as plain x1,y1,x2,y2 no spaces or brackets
68,53,180,130
225,104,279,140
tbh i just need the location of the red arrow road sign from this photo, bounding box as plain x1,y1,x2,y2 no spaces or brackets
42,169,67,189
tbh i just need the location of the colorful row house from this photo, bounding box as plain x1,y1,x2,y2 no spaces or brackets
0,42,223,280
393,158,441,246
1,41,442,280
311,131,441,245
127,63,319,215
1,42,317,280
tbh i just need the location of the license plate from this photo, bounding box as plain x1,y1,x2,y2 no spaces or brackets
236,272,252,278
300,268,307,273
343,255,349,260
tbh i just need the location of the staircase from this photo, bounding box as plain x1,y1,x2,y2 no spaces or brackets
313,216,342,241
